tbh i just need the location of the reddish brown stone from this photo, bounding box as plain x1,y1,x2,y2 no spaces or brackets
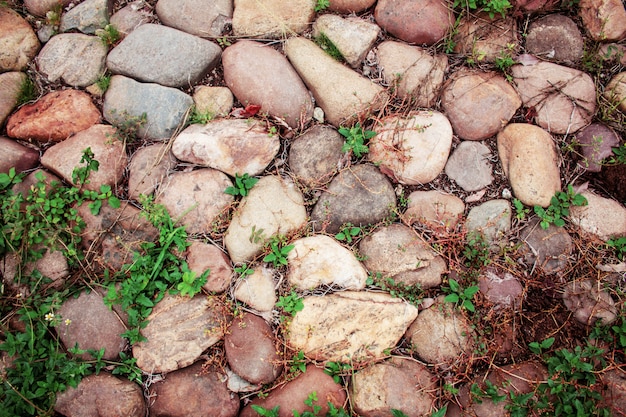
0,136,39,174
374,0,453,45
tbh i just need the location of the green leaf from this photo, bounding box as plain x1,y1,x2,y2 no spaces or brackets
448,279,460,292
108,196,121,209
444,293,459,303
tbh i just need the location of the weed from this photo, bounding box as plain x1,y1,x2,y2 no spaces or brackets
249,225,266,244
276,290,304,320
108,110,147,143
339,123,375,158
528,336,555,355
512,198,530,221
392,408,447,417
494,44,516,81
96,24,120,47
470,380,507,404
323,361,352,383
225,173,259,197
463,233,491,268
187,106,214,125
95,74,111,93
335,223,361,243
234,263,255,278
314,33,343,61
533,185,587,230
453,0,512,18
606,236,626,260
606,143,626,165
366,272,423,307
263,235,294,267
289,350,307,375
16,75,38,106
442,278,480,312
315,0,330,12
217,36,232,48
251,391,352,417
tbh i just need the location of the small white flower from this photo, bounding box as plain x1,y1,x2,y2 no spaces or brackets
65,319,72,326
44,312,55,322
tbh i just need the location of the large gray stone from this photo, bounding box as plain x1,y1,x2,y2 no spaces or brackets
0,8,40,72
60,0,113,34
156,0,232,38
288,125,344,187
465,199,512,247
445,141,494,192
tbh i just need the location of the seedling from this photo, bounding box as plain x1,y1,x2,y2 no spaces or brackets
463,233,490,268
289,350,307,375
607,143,626,165
187,106,214,125
276,290,304,319
533,185,587,230
234,263,255,278
453,0,512,18
339,123,375,158
366,273,423,307
606,236,626,260
513,198,530,220
16,75,38,106
314,33,343,61
335,223,361,243
263,236,294,267
323,361,352,383
442,278,480,312
225,173,259,197
95,74,111,92
97,24,120,47
315,0,330,11
528,337,555,355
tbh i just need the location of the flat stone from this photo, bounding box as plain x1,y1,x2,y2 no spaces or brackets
351,357,437,417
103,75,193,140
193,86,233,117
232,0,315,38
0,72,26,126
377,41,447,107
156,0,232,38
465,199,512,247
0,136,39,174
154,168,234,235
569,190,626,241
311,164,396,234
133,294,230,373
602,370,626,416
288,125,344,187
497,123,561,207
374,0,453,45
441,68,521,141
60,0,112,34
54,373,146,417
369,111,453,184
312,14,380,68
109,1,150,37
240,365,346,417
526,14,584,63
0,8,40,72
173,119,279,177
225,313,283,384
511,61,596,134
107,24,221,88
1,245,68,290
224,175,307,262
519,218,573,274
285,37,388,127
574,123,621,172
453,12,519,63
403,190,465,232
579,0,626,41
233,266,277,312
563,279,617,325
287,234,368,290
287,291,418,363
24,0,72,17
7,89,101,143
186,241,232,293
127,143,176,200
223,40,313,128
604,71,626,114
445,141,493,192
359,224,446,289
406,297,474,366
37,33,107,87
478,267,524,311
58,289,128,360
41,124,127,192
328,0,377,12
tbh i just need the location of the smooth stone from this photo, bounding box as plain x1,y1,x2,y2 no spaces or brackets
441,69,521,141
222,41,313,128
0,8,40,71
445,141,493,192
127,143,177,200
133,294,229,373
109,1,150,37
369,111,453,184
154,168,234,235
569,190,626,241
37,33,107,87
328,0,377,12
311,164,396,234
287,234,368,290
453,12,519,63
226,367,261,393
233,266,277,312
403,190,465,231
60,0,113,34
359,224,446,289
7,89,101,143
103,75,193,140
107,24,221,88
497,123,561,207
225,313,283,384
288,125,344,187
156,0,232,38
525,14,584,63
351,358,437,417
41,124,127,191
240,365,346,417
24,0,72,16
312,14,380,68
465,199,512,247
285,37,388,127
477,267,524,311
574,123,621,172
186,241,232,293
287,291,418,362
54,373,146,417
562,279,617,325
224,175,307,263
0,72,26,126
193,86,234,117
406,297,474,366
511,61,596,134
1,245,68,290
374,0,453,45
172,119,279,176
579,0,626,41
604,71,626,114
0,136,39,174
58,290,128,360
149,362,239,417
519,218,573,274
377,41,447,107
232,0,315,38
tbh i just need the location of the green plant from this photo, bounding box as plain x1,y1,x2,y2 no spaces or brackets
453,0,512,18
314,33,343,61
607,236,626,260
16,75,38,106
276,290,304,320
108,110,147,143
315,0,330,12
225,173,259,197
392,408,447,417
366,273,423,307
251,392,351,416
289,350,307,375
512,198,530,221
339,123,375,158
217,36,232,48
323,361,352,384
249,225,266,244
533,185,587,230
606,143,626,165
234,263,255,278
494,44,516,81
95,74,111,92
470,380,507,404
442,278,480,312
334,223,361,243
263,235,294,267
187,106,214,125
96,24,120,46
528,336,555,355
463,233,490,268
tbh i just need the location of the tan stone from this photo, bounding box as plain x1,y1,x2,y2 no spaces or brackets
0,8,40,71
233,266,276,312
604,71,626,114
193,86,234,117
403,190,465,231
232,0,315,38
186,240,233,293
0,72,26,127
570,190,626,241
453,12,519,63
127,143,176,200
